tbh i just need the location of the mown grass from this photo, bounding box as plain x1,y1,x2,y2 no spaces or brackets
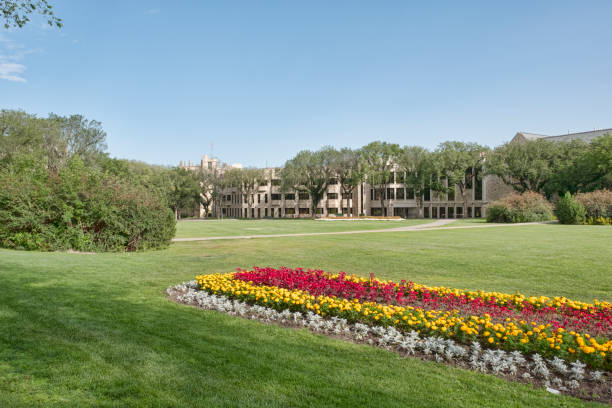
1,223,611,407
175,218,430,238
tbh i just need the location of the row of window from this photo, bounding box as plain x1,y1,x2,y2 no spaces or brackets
224,192,351,203
370,185,483,202
221,207,351,218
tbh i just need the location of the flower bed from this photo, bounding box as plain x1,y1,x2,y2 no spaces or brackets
168,280,611,403
197,268,612,371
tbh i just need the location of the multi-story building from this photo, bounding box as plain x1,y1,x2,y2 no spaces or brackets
181,128,609,219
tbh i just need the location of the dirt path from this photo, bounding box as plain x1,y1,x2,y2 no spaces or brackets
171,219,551,242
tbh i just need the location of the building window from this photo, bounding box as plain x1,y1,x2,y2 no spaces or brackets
407,188,415,200
327,193,338,199
271,194,281,201
342,192,351,199
265,208,268,217
456,206,463,217
371,189,381,201
285,208,295,215
397,172,405,184
298,192,309,200
467,207,472,218
264,194,268,203
387,188,394,200
424,207,430,218
316,208,324,214
371,208,382,216
299,207,309,215
465,168,473,189
285,193,295,200
424,189,430,202
475,207,482,218
475,167,483,200
271,179,281,186
257,194,260,204
328,208,338,214
432,207,438,218
328,178,338,185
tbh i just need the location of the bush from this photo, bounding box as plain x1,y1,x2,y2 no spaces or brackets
575,189,612,221
486,191,553,223
556,192,586,225
0,155,176,251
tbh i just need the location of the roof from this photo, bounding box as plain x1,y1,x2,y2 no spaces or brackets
513,128,612,144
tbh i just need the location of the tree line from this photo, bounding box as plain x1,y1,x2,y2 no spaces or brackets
185,135,610,219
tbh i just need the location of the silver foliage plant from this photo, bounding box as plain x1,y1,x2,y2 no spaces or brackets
168,282,609,397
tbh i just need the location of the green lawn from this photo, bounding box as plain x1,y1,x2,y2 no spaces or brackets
1,224,611,407
175,218,431,238
446,218,489,226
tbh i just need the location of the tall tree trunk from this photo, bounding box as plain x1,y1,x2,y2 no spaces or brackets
461,186,468,219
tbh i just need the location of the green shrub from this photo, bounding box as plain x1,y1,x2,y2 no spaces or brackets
0,155,175,252
556,192,586,225
486,191,553,223
585,216,612,225
575,189,612,219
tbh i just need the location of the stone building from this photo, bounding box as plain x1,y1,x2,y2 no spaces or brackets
181,128,609,219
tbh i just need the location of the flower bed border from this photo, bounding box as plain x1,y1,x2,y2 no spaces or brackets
167,281,611,404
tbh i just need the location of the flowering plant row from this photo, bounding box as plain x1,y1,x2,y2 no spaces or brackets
196,271,612,370
169,281,610,403
234,267,612,337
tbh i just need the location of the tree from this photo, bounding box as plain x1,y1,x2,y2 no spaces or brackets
280,147,336,218
166,167,202,220
1,0,61,29
49,114,107,164
0,110,109,173
435,141,487,218
198,167,225,218
223,167,265,218
547,134,612,194
360,141,401,216
396,146,437,217
330,147,363,216
485,139,587,196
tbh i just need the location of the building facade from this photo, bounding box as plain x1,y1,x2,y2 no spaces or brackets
181,128,608,219
181,156,505,219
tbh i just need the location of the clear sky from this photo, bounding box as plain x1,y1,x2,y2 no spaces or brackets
1,1,611,167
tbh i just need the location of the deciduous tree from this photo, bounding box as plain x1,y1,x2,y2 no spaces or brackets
280,147,336,218
396,146,437,218
435,141,487,218
1,0,61,29
360,141,401,216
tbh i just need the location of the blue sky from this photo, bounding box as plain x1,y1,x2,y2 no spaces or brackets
1,1,611,167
